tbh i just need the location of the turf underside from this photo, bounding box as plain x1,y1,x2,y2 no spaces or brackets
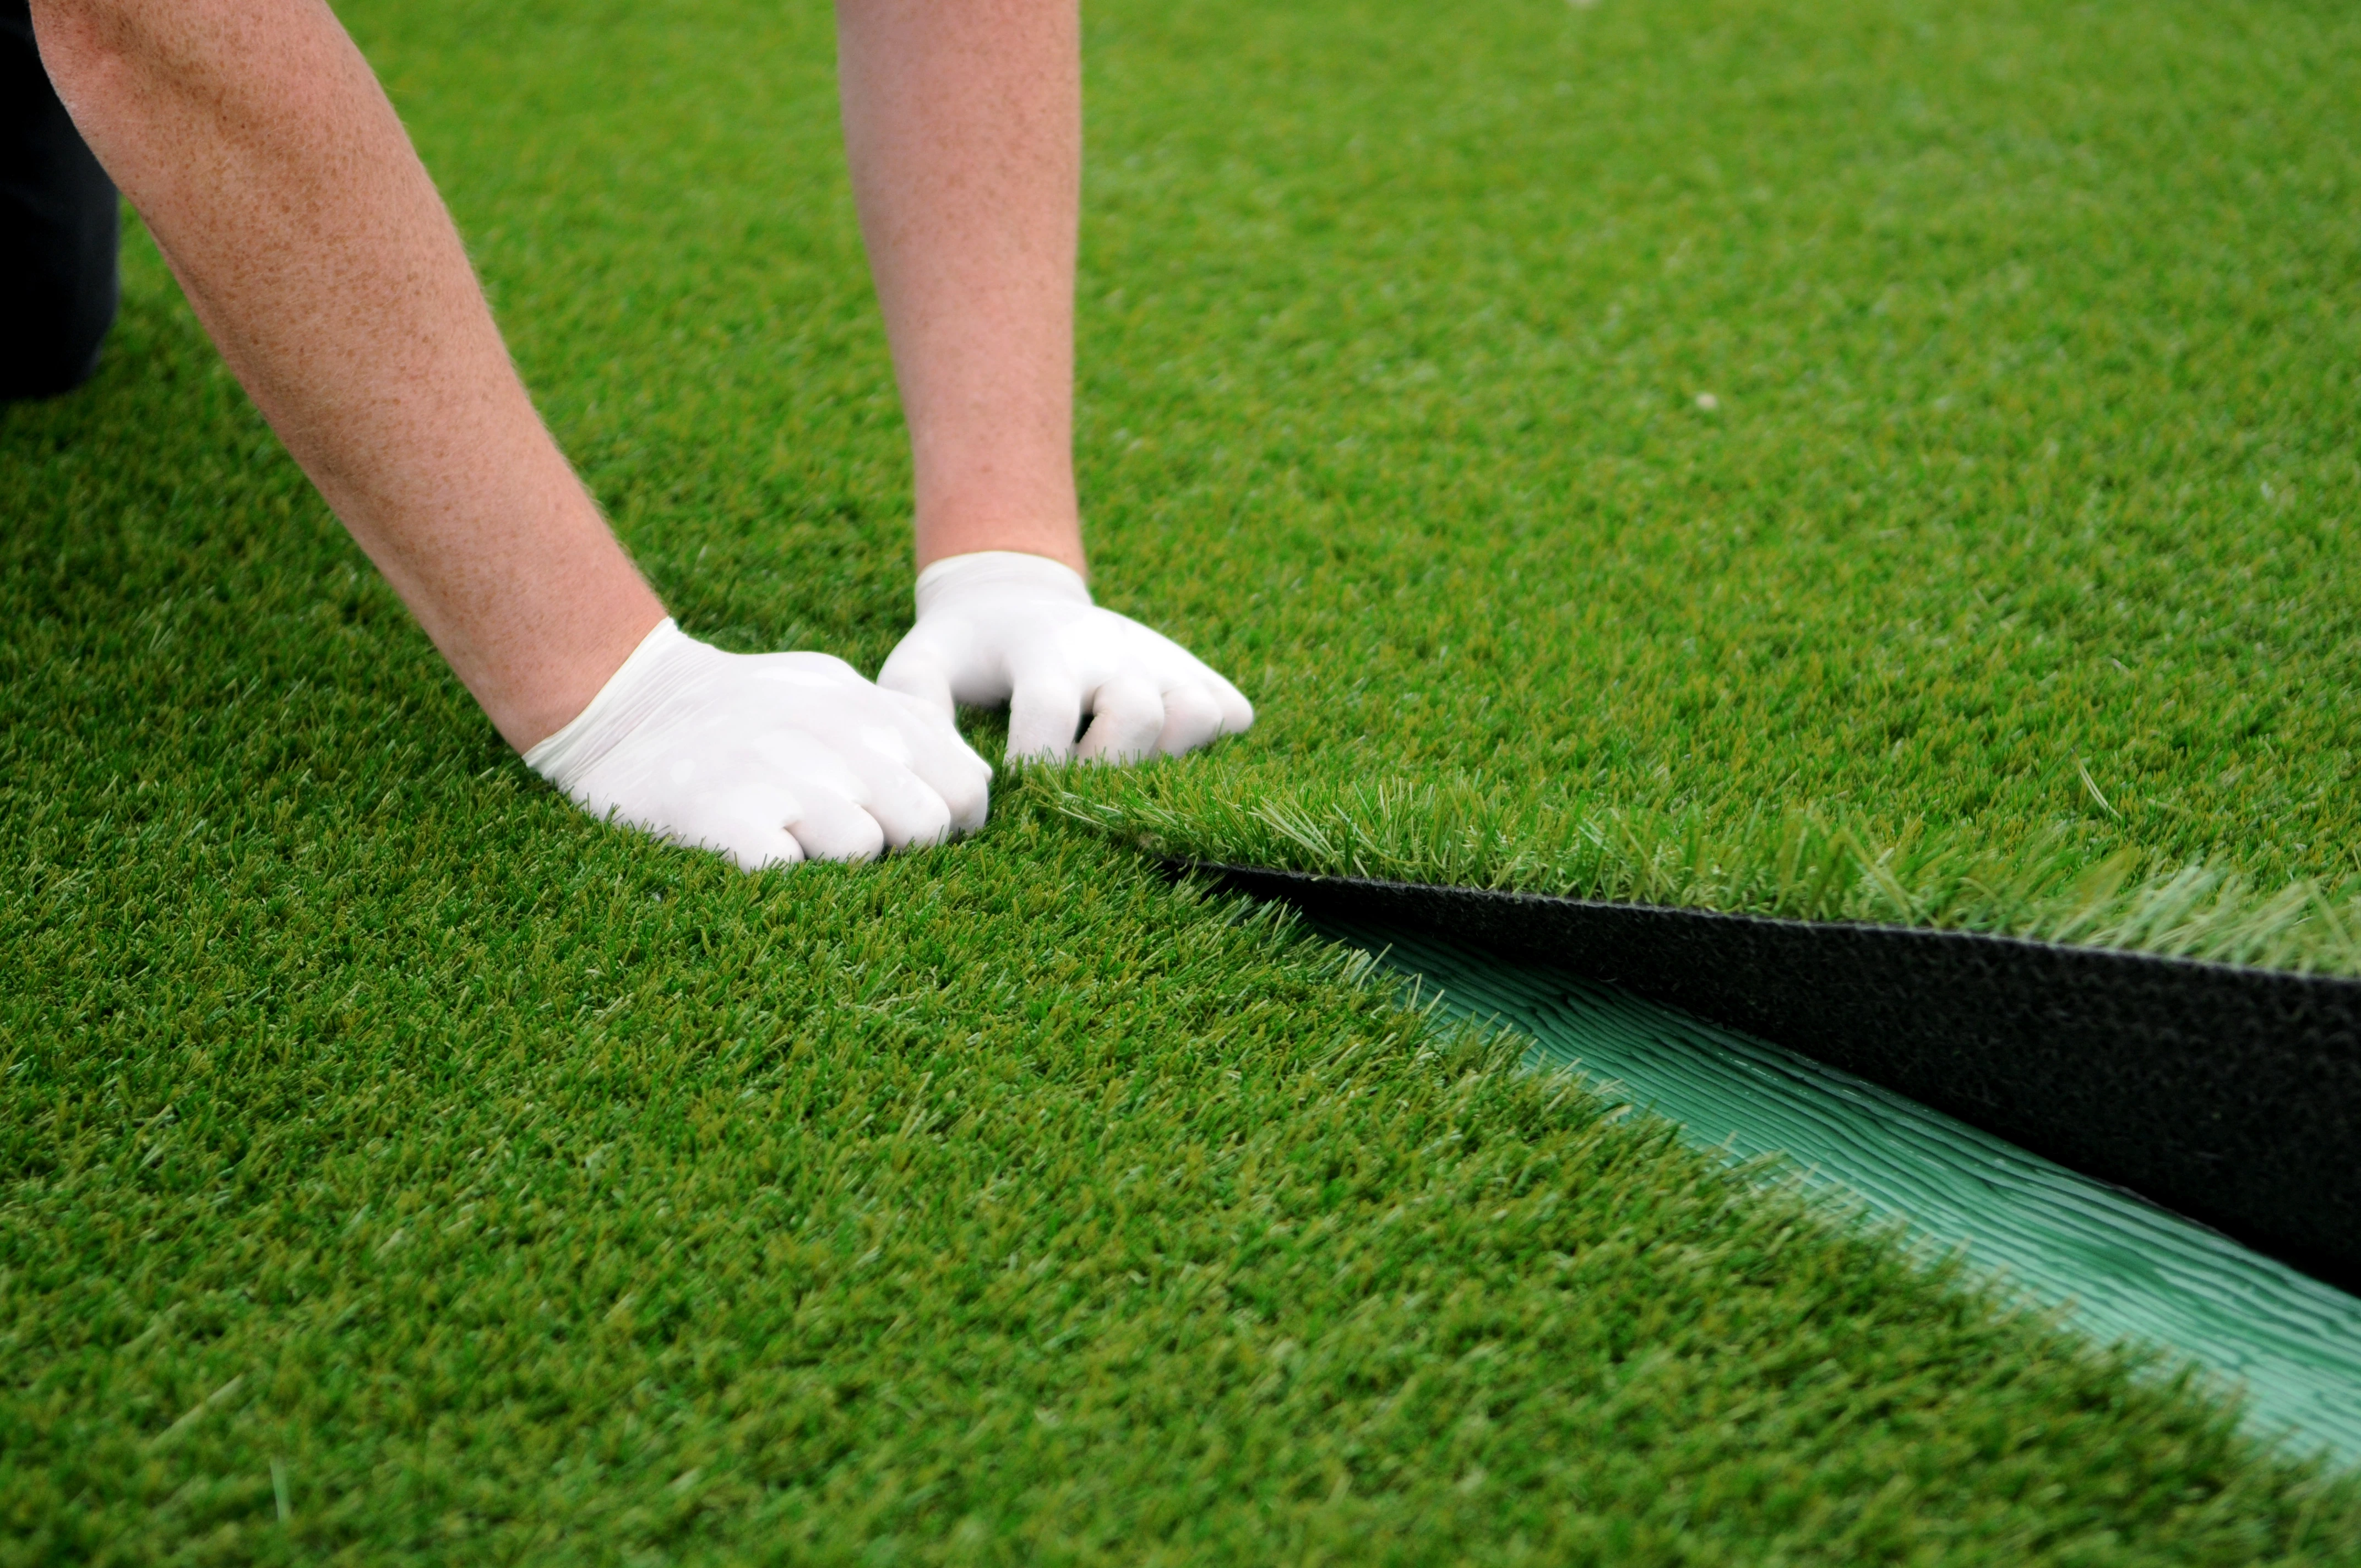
8,0,2361,1558
1300,912,2361,1462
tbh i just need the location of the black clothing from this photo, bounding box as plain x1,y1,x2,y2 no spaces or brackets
3,0,118,401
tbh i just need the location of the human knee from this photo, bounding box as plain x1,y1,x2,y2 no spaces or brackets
0,258,117,400
3,0,120,400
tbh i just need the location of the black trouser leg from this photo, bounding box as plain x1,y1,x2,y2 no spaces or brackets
2,0,119,402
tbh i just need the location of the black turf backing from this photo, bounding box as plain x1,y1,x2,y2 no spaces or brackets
1192,862,2361,1293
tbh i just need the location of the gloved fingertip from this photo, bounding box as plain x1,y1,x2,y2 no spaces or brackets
1008,676,1084,765
902,719,993,812
1076,675,1167,765
877,651,956,716
931,765,989,832
787,803,888,864
723,830,806,874
945,728,995,779
1152,684,1226,757
875,785,955,853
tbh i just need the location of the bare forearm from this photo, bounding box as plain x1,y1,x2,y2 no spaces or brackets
31,0,661,748
836,0,1086,575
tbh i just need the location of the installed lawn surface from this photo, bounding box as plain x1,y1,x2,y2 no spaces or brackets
1049,0,2361,973
7,0,2361,1559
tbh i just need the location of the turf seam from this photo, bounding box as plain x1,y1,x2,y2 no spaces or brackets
1183,860,2361,1291
1297,911,2361,1464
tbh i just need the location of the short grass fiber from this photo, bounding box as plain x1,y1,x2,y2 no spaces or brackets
1045,0,2361,974
8,0,2361,1560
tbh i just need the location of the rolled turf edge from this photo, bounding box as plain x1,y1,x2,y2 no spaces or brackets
1184,861,2361,1292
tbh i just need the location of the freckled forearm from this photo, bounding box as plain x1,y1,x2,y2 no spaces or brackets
836,0,1087,575
30,0,662,749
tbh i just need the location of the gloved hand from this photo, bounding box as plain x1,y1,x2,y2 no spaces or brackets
878,551,1254,763
524,618,992,870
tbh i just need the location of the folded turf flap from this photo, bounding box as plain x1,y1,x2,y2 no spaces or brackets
1188,862,2361,1293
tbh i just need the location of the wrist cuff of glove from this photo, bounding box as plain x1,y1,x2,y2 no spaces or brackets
522,617,697,790
913,551,1091,618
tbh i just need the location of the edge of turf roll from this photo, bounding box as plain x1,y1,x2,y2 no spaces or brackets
1188,863,2361,1293
1286,910,2361,1463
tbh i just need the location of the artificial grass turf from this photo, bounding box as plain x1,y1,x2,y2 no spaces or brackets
6,478,2361,1567
7,0,2361,1559
1041,0,2361,972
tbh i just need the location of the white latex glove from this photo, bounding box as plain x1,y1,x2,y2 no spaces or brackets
878,551,1254,764
523,618,991,870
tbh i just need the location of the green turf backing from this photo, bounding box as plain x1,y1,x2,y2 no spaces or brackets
1301,912,2361,1462
8,0,2361,1556
1045,0,2361,973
